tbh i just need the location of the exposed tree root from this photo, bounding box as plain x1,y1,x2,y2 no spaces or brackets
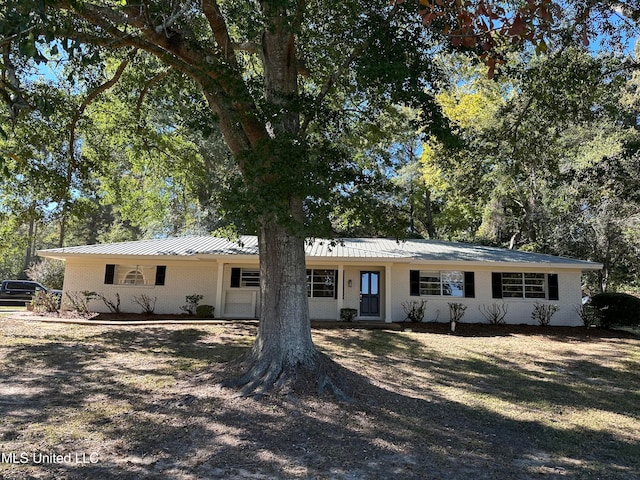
221,351,354,402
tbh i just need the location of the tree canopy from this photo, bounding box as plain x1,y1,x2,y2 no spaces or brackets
1,0,639,395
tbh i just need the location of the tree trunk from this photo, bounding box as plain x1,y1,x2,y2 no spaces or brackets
424,189,436,239
22,216,35,276
224,211,347,398
230,217,314,390
214,5,347,398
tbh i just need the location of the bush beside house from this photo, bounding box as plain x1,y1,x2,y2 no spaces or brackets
589,293,640,328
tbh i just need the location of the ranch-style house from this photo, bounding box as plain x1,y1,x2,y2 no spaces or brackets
39,236,602,325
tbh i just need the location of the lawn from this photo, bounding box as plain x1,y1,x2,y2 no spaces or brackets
0,316,638,479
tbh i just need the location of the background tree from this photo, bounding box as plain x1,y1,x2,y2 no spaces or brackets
421,46,640,291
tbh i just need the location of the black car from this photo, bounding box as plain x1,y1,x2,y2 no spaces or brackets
0,280,62,306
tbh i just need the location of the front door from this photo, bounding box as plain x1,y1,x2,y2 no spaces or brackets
360,271,380,316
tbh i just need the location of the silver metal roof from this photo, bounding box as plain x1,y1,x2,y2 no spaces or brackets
38,235,601,268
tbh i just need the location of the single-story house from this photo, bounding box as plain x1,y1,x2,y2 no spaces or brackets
38,236,602,326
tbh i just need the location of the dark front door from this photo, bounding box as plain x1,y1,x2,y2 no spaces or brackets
360,271,380,316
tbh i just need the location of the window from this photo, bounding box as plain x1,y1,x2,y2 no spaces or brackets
416,270,464,297
410,270,474,298
123,269,145,285
104,264,166,286
241,269,260,287
230,268,260,288
492,273,551,299
307,269,336,298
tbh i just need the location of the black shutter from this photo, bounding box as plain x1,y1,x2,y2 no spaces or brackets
104,264,115,284
464,272,475,298
155,266,167,286
334,270,338,299
548,274,559,301
410,270,420,296
231,268,241,288
491,272,503,299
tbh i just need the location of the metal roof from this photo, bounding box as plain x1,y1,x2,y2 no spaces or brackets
38,235,601,268
39,235,259,257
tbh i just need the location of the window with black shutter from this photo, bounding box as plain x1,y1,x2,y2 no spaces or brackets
230,268,241,288
155,266,166,286
409,270,420,296
104,264,115,284
491,272,503,299
547,274,559,301
464,272,475,298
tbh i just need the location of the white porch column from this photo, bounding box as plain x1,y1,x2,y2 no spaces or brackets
215,262,224,318
337,264,344,319
385,264,393,323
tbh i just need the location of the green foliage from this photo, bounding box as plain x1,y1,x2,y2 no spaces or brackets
340,308,358,322
181,294,204,316
195,305,215,319
589,293,640,328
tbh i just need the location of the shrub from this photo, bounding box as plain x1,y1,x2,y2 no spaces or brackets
589,293,640,328
133,294,157,315
30,290,60,314
96,292,121,313
532,303,559,326
340,308,358,322
180,294,204,315
479,303,508,325
196,305,215,318
449,302,467,323
574,303,600,328
64,291,97,316
402,300,427,323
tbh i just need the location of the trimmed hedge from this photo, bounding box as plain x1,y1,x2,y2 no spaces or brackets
195,304,215,318
589,293,640,328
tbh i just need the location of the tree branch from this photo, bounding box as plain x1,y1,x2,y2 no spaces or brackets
201,0,240,68
0,44,31,122
155,0,194,34
231,41,260,55
299,3,401,136
68,49,137,169
135,68,172,120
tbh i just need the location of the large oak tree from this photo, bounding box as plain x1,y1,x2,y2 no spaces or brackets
1,0,637,395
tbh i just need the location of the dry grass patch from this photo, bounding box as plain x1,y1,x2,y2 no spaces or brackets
0,317,638,479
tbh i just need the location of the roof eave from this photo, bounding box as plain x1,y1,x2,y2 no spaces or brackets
408,259,603,270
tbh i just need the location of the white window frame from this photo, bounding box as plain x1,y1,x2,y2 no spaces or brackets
306,269,336,298
240,268,260,287
115,265,155,286
123,268,145,285
501,273,546,299
418,270,464,297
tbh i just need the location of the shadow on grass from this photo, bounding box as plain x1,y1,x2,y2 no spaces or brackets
398,322,640,340
0,322,638,479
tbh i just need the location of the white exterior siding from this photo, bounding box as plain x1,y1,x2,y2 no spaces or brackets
62,258,218,315
390,266,585,326
42,236,600,325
